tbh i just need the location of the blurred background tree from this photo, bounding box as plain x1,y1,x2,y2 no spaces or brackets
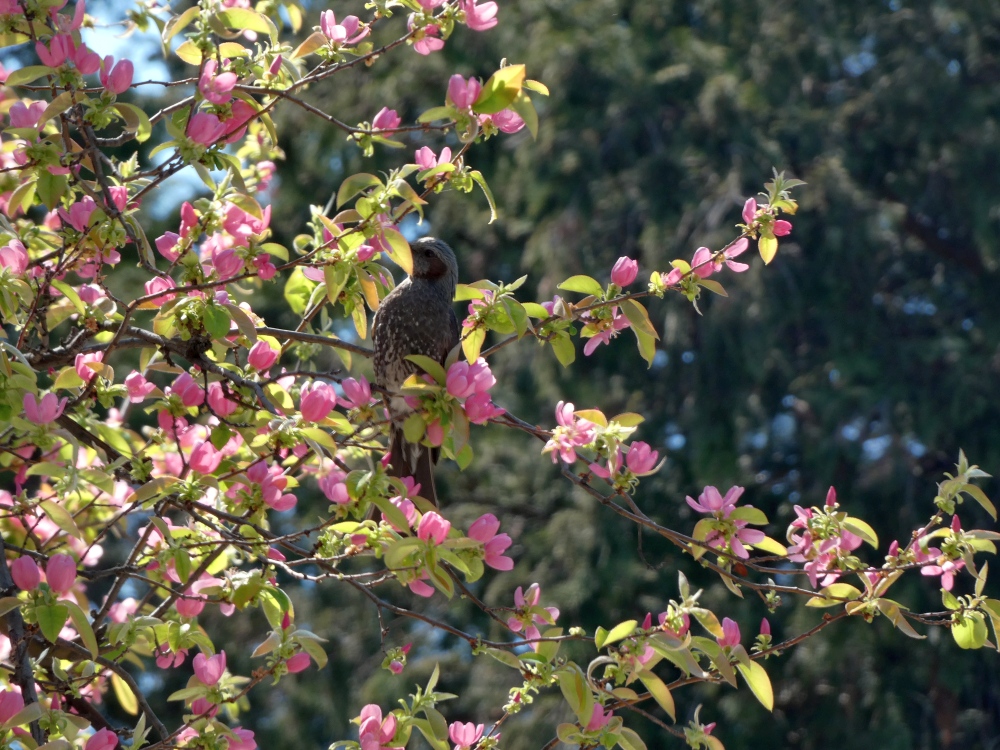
66,0,1000,747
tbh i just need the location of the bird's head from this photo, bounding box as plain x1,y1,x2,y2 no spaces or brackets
409,236,459,290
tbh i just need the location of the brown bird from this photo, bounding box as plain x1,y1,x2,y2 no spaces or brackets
372,237,460,505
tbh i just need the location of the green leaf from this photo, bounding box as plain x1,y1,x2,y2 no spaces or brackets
216,8,278,41
842,517,879,548
638,670,676,720
162,5,200,44
283,267,315,316
508,90,539,139
618,728,648,750
469,170,498,223
405,354,447,384
417,106,454,124
114,103,152,143
621,299,660,339
557,664,594,725
728,506,768,525
130,476,180,507
39,499,82,540
382,228,413,276
758,235,778,264
202,304,231,339
323,264,351,308
2,702,42,730
557,275,604,296
697,278,728,296
336,173,383,208
65,601,99,659
962,483,997,521
550,333,576,366
633,326,657,368
462,326,486,363
50,279,85,316
600,619,637,649
6,65,53,87
291,30,328,59
736,660,774,710
36,603,69,643
473,64,526,114
112,672,139,715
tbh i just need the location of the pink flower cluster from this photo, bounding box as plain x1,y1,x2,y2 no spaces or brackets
445,358,505,424
449,721,484,750
10,553,76,593
743,197,793,236
785,488,863,587
589,441,660,481
358,704,397,750
468,513,514,570
506,583,559,646
542,401,597,464
686,485,765,559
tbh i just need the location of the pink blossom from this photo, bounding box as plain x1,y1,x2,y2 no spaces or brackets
460,0,498,31
717,617,741,648
300,381,337,422
59,197,97,232
23,392,67,423
247,340,279,371
0,690,25,725
85,728,118,750
686,485,743,517
418,511,451,544
585,705,613,732
75,351,103,382
144,276,176,304
742,197,757,224
207,382,238,417
320,11,368,44
190,697,218,718
10,556,40,591
467,513,514,570
8,101,46,129
198,59,237,105
0,239,29,275
448,74,482,110
464,392,504,424
179,202,199,238
410,19,444,55
187,112,226,145
389,660,404,675
341,376,373,408
611,256,638,287
582,310,630,356
125,372,156,403
155,645,187,669
46,553,76,593
176,596,205,618
372,107,401,131
414,145,452,171
286,652,311,673
489,108,525,133
318,467,350,505
773,219,792,236
446,358,494,399
72,43,101,75
100,56,133,94
169,373,205,407
418,0,447,8
449,721,484,749
221,99,256,142
189,441,223,474
253,253,277,279
359,705,397,749
155,231,181,262
227,728,256,750
921,554,965,591
36,35,73,67
192,651,226,686
408,572,435,597
212,246,244,280
760,618,771,636
542,401,597,464
625,441,659,475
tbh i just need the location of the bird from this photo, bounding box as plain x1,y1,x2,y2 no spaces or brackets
372,236,460,506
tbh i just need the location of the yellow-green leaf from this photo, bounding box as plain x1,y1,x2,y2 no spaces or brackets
111,671,139,715
758,235,778,264
638,670,676,720
462,326,486,363
736,660,774,710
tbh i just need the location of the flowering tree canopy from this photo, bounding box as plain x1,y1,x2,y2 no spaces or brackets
0,2,998,750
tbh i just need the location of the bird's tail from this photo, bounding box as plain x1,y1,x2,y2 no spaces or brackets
388,424,439,507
